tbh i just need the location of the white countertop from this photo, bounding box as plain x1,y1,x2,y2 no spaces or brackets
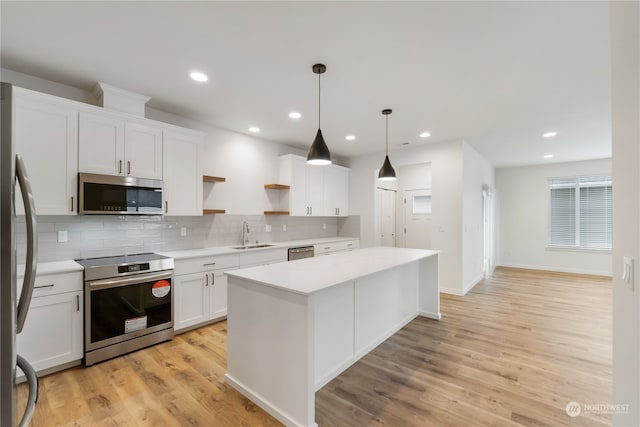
17,260,83,278
158,236,359,260
226,246,439,295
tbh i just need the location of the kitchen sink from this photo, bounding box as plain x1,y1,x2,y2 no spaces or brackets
232,244,276,250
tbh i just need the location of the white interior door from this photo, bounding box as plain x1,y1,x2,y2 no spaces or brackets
377,188,396,247
403,189,432,249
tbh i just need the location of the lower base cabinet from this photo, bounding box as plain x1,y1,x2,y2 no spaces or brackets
17,272,83,377
174,269,232,331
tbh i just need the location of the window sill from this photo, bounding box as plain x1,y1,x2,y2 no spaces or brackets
546,245,611,254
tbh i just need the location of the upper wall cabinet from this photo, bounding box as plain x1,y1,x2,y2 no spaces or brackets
323,164,349,217
163,130,203,216
279,154,349,217
78,112,163,180
14,87,79,215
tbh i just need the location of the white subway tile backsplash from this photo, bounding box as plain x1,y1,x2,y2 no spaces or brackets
22,214,358,262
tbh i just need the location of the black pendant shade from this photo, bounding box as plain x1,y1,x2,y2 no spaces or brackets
378,108,396,181
307,129,332,165
378,154,397,181
307,63,332,166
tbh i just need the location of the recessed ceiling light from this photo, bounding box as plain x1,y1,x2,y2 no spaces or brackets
345,135,356,141
543,132,557,138
249,127,260,133
190,71,208,82
419,131,431,138
289,112,302,119
544,154,554,159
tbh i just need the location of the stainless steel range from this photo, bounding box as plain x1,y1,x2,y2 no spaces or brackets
75,253,174,366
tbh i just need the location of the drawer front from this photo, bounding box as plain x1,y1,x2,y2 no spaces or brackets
19,272,83,298
240,248,288,267
174,254,240,275
314,240,360,255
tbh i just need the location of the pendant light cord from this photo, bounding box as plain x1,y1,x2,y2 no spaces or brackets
318,71,321,128
385,114,389,155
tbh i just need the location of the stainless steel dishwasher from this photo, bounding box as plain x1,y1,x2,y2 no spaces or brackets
287,246,314,261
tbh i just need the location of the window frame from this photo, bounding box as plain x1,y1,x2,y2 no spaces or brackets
547,175,612,252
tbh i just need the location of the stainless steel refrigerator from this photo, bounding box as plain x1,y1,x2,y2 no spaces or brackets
1,83,39,426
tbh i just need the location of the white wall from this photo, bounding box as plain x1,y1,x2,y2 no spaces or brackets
462,142,495,293
611,2,640,425
347,140,464,293
495,159,612,276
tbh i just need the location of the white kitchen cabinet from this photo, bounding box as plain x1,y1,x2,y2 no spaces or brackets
163,130,203,216
79,112,163,179
210,269,229,320
323,164,349,217
280,154,348,217
16,271,83,376
280,154,318,216
174,272,210,331
14,87,78,215
174,254,239,332
314,239,360,256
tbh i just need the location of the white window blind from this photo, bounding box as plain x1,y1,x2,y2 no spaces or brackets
548,176,612,249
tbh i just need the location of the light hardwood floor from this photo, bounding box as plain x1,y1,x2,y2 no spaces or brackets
17,267,612,426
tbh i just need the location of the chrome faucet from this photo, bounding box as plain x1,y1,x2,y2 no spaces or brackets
242,221,250,245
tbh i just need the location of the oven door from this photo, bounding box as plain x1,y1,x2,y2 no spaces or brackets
85,270,173,352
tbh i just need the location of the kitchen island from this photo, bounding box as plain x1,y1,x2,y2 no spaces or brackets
225,246,440,427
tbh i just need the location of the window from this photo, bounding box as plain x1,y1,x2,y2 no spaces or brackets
549,176,612,250
412,195,432,214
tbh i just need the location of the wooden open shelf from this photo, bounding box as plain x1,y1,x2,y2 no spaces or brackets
264,211,290,216
203,209,226,215
203,175,226,183
264,184,290,190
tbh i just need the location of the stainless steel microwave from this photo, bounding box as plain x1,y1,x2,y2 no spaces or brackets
78,173,163,215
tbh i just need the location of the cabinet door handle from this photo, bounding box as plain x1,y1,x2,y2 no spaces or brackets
211,273,215,286
127,161,131,175
165,201,168,214
310,206,312,215
119,160,123,174
203,262,217,266
205,274,209,286
70,196,74,212
76,294,80,312
34,284,54,289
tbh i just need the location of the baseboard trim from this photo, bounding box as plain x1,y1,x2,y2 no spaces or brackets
496,262,612,277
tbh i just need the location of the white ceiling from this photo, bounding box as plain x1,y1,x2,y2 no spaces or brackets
0,1,611,168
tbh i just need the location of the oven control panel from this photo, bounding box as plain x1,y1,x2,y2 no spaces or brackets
117,262,150,274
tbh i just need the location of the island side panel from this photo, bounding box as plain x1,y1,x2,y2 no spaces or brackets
226,277,316,427
354,262,419,358
418,253,441,319
311,280,355,391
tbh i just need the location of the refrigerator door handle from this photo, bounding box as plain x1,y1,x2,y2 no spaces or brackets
15,155,38,333
16,354,38,427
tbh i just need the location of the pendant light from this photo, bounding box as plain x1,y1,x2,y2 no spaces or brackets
378,109,396,181
307,63,332,165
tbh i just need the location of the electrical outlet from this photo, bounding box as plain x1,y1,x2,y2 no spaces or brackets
266,224,272,232
180,227,187,237
57,230,68,243
283,224,287,232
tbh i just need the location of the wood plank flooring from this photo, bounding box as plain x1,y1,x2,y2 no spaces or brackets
17,267,612,426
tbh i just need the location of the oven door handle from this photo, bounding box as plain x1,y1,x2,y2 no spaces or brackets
87,271,173,290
